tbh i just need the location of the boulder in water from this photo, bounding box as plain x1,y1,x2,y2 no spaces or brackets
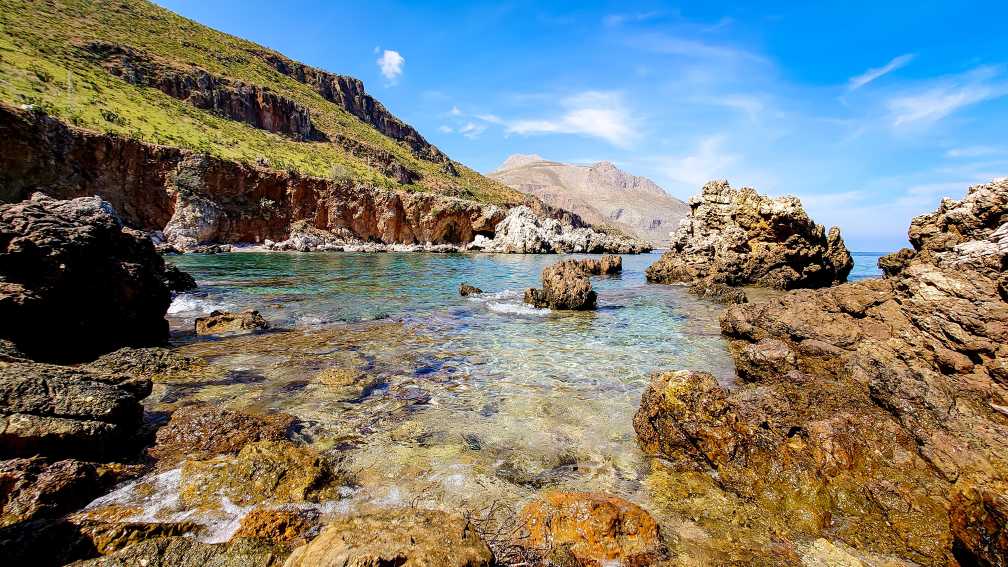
0,193,192,362
524,260,597,310
459,283,483,296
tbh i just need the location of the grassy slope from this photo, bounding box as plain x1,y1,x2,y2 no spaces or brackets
0,0,522,204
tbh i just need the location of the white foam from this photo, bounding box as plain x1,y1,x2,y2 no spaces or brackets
168,294,230,315
487,301,550,316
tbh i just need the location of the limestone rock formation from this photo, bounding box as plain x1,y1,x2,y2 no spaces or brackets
524,260,597,310
0,457,100,527
472,206,650,254
282,509,493,567
645,180,852,290
69,536,287,567
518,491,664,566
0,193,189,362
0,362,151,460
635,179,1008,564
195,310,269,335
490,155,688,246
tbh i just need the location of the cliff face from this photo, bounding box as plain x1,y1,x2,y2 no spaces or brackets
0,104,504,248
490,155,688,246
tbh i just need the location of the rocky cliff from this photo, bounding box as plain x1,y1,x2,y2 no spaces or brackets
646,180,853,291
635,178,1008,565
0,104,636,252
490,155,688,246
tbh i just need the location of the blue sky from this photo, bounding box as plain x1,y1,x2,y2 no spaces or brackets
156,1,1008,251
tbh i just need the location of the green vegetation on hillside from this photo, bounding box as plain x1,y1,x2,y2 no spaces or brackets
0,0,522,204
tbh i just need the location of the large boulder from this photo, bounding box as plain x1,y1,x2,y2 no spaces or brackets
645,180,852,290
0,193,190,362
0,362,151,460
282,509,493,567
524,260,597,310
518,491,664,566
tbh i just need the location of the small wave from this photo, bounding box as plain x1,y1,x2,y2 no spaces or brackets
487,301,549,316
168,294,230,315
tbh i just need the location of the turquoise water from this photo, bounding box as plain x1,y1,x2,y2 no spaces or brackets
94,251,882,538
850,252,884,280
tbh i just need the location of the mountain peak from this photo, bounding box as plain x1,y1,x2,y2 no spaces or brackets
497,154,546,171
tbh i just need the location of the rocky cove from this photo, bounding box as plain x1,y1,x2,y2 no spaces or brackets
1,175,1005,566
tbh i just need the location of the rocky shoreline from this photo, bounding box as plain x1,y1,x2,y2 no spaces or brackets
1,179,1006,566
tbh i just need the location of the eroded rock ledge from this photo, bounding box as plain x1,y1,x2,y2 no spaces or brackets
646,180,852,291
635,179,1008,565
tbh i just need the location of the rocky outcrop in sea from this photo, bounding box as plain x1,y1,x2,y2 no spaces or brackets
646,180,853,290
471,206,649,254
0,193,190,362
635,178,1008,565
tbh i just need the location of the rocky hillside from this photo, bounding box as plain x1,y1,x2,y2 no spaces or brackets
0,0,518,204
490,154,689,246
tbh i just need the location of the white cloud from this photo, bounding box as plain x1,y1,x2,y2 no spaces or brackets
505,91,637,147
438,125,454,133
887,66,1008,127
603,11,663,27
459,122,487,139
657,136,740,187
631,33,767,63
376,49,405,83
945,145,1004,158
848,54,915,90
449,105,462,116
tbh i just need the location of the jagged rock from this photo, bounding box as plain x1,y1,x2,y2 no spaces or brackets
524,260,597,310
474,206,650,254
0,457,99,527
877,247,915,277
0,340,27,363
0,362,151,460
459,283,482,296
0,193,185,362
283,509,493,567
86,41,322,142
645,180,853,290
687,279,748,304
575,254,622,275
147,404,294,469
68,536,287,567
163,264,197,291
634,180,1008,563
195,310,269,335
518,491,664,566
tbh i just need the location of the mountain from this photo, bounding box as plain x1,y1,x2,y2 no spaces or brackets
490,155,689,246
0,0,519,205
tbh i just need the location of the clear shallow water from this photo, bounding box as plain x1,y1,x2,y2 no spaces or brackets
90,251,880,540
850,252,884,281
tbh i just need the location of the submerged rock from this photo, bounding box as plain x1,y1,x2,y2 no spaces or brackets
0,193,190,362
473,206,649,254
687,279,748,304
194,309,269,335
459,283,483,296
0,362,151,460
518,491,664,566
283,509,493,567
524,260,597,310
147,404,294,468
645,180,852,290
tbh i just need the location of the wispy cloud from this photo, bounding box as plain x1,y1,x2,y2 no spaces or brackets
459,122,487,139
945,145,1004,158
375,49,405,83
848,54,915,90
657,136,739,187
630,32,768,63
449,105,462,116
888,66,1008,127
505,91,637,147
603,11,664,27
